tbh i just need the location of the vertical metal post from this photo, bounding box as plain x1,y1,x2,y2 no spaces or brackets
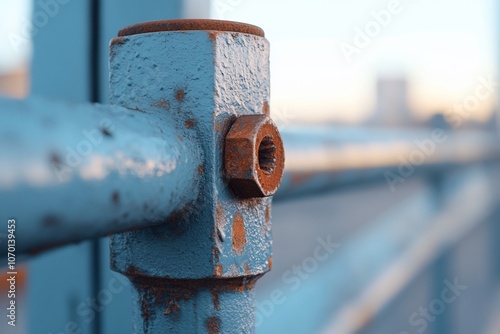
108,20,284,333
28,1,94,333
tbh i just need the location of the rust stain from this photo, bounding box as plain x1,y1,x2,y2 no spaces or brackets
244,263,252,275
118,19,265,38
205,317,221,334
140,296,150,324
176,89,185,101
214,263,223,277
232,212,246,254
110,36,128,46
208,31,219,41
210,287,220,310
265,204,271,223
268,257,273,270
163,299,180,315
130,275,260,318
177,135,183,142
197,165,204,175
185,118,196,129
131,275,261,315
152,98,171,110
126,265,146,277
262,101,270,115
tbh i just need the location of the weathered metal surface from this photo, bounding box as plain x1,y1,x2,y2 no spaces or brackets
225,115,285,198
276,126,500,201
109,19,273,332
0,97,201,256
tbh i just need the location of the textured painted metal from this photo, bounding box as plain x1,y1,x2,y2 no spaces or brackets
0,97,201,256
98,3,196,333
109,20,272,332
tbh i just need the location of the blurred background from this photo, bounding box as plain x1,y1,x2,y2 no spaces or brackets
0,0,499,333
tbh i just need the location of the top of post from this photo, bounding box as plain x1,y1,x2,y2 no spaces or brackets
118,19,265,38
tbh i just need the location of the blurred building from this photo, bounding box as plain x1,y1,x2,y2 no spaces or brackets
370,77,415,127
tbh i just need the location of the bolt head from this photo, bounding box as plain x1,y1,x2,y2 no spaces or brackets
225,114,285,198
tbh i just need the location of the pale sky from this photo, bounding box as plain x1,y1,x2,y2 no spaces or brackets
213,0,499,123
0,0,32,73
0,0,497,123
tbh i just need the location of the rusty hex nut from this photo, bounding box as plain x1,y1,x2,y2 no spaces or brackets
225,114,285,198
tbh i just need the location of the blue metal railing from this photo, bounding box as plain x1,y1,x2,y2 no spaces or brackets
0,7,499,333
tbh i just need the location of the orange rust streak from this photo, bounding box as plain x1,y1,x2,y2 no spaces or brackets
215,264,223,277
268,257,273,270
244,263,252,275
206,317,221,334
232,212,246,254
210,287,220,310
184,119,196,129
265,204,270,223
208,31,219,41
176,89,185,101
263,101,270,115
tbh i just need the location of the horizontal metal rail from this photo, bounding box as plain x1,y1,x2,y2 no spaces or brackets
1,99,499,257
0,97,202,256
257,166,499,333
276,126,500,200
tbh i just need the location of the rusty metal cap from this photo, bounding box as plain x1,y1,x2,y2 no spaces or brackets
225,114,285,198
118,19,265,37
